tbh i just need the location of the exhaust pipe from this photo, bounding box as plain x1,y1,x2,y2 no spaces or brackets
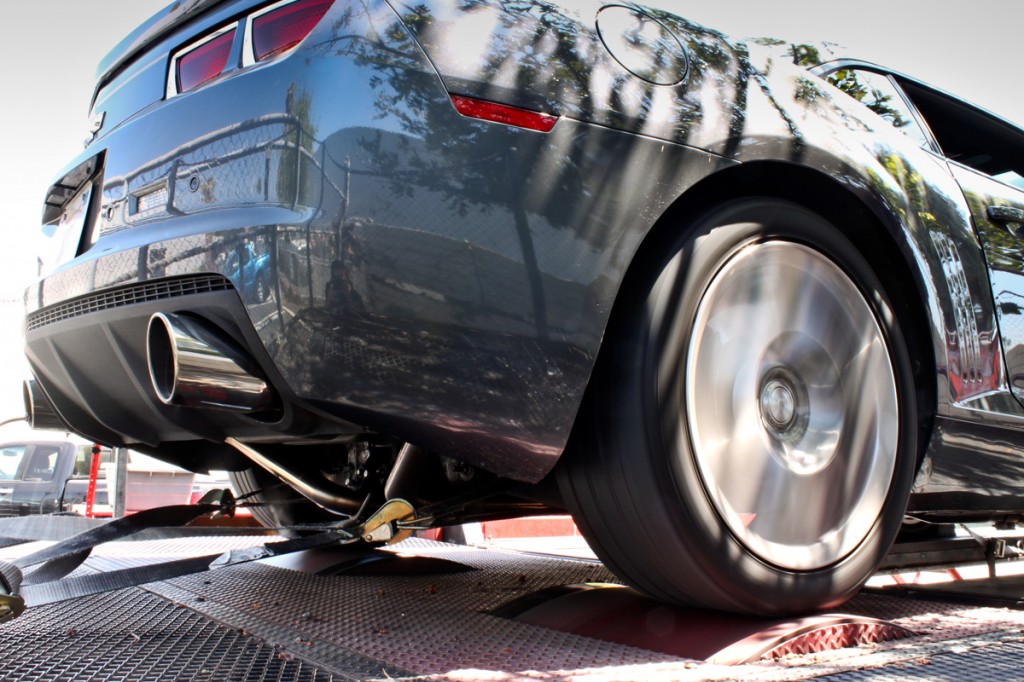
23,380,68,431
225,437,361,514
147,313,272,412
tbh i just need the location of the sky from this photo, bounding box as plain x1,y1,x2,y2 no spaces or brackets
0,0,1019,426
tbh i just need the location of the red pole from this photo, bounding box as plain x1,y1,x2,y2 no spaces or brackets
85,444,102,518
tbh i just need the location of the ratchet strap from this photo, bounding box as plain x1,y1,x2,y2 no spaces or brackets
0,496,229,623
16,503,222,583
0,490,360,623
17,530,352,609
960,524,1024,578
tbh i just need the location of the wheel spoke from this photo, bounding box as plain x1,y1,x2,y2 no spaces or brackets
685,241,898,571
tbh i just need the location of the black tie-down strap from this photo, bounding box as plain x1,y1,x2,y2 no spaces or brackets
0,489,359,623
18,531,353,608
0,500,224,624
17,504,221,584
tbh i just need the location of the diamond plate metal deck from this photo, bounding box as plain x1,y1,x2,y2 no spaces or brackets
2,588,335,682
3,532,1024,680
816,640,1024,681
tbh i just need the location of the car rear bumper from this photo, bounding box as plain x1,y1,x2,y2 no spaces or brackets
25,0,729,481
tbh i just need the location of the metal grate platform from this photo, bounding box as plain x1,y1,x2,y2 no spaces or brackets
4,533,1024,680
3,589,334,682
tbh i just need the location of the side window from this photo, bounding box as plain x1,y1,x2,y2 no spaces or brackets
897,76,1024,187
72,446,91,476
993,170,1024,190
24,446,59,481
826,68,932,149
0,447,27,480
72,445,113,476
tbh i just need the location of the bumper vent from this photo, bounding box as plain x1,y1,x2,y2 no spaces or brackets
27,275,234,332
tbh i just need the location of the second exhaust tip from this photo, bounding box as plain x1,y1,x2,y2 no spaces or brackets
23,379,68,431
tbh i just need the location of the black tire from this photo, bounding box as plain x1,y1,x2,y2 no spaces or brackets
559,198,918,615
229,467,336,535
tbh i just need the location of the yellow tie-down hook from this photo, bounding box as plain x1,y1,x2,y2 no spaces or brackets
360,499,416,545
0,560,25,623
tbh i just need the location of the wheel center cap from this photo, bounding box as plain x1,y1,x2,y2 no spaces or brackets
760,379,797,432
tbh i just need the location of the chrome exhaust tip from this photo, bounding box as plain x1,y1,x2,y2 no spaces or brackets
146,313,272,412
23,379,68,431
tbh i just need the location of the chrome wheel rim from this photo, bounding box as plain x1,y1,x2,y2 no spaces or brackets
684,240,898,571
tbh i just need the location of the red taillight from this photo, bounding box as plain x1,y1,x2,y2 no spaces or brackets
252,0,335,63
450,95,558,133
176,29,236,94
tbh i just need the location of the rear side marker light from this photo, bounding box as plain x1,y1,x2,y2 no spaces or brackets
251,0,335,63
175,27,236,94
450,95,559,133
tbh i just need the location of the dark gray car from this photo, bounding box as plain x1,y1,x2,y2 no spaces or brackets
22,0,1024,614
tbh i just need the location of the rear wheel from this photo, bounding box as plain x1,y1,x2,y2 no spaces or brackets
560,198,918,614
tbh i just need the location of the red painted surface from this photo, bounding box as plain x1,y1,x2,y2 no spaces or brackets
507,585,914,664
84,445,102,518
481,515,580,540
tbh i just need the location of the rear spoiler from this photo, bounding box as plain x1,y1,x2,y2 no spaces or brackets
93,0,227,100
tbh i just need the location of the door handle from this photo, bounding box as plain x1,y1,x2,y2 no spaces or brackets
988,205,1024,225
0,488,13,495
